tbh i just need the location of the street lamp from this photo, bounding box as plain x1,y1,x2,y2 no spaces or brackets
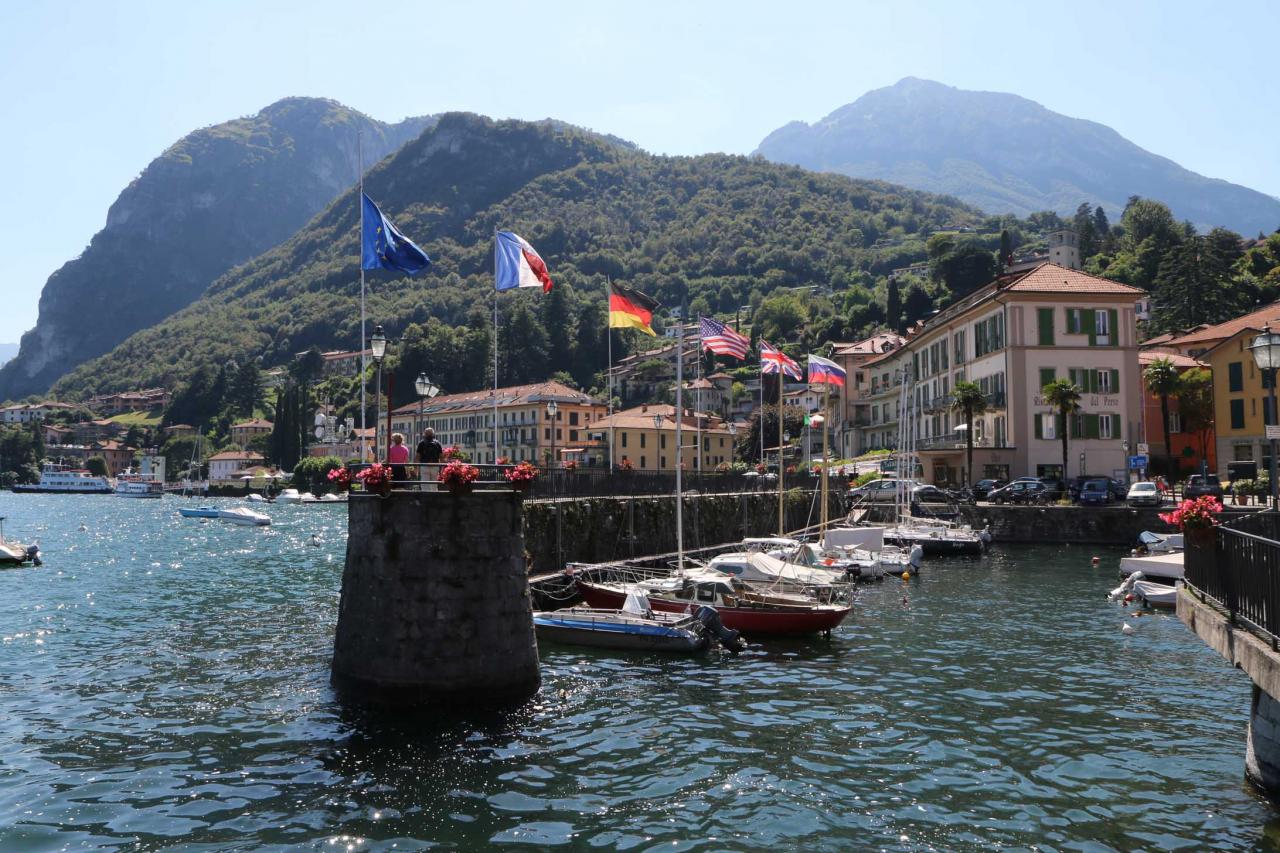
415,373,438,481
547,399,561,569
370,325,387,461
1250,323,1280,510
1122,440,1130,487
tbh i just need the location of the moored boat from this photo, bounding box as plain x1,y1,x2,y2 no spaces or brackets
218,506,272,526
178,506,221,519
0,517,40,566
115,471,165,498
12,462,113,494
534,591,709,653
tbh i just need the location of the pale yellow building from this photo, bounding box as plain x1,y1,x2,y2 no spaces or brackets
591,404,735,472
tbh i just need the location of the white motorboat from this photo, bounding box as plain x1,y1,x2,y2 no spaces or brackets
1119,551,1184,583
12,462,112,494
218,506,272,526
115,471,164,498
0,517,40,566
245,493,269,503
707,550,851,587
1137,531,1184,554
178,506,221,519
276,489,303,503
317,492,347,502
1109,570,1178,609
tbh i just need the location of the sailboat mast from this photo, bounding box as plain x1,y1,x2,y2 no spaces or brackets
778,361,785,537
821,382,829,537
675,319,684,571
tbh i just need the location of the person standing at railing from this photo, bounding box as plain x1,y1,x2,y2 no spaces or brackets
388,433,410,483
416,427,443,489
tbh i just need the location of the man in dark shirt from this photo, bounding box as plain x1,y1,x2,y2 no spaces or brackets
417,428,443,465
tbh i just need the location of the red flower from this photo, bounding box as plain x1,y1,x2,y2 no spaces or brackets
1158,495,1222,532
437,460,480,486
504,462,538,484
355,463,391,490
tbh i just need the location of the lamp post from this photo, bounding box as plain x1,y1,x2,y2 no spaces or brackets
415,372,438,482
547,400,560,567
370,325,387,461
1121,440,1130,488
1249,323,1280,511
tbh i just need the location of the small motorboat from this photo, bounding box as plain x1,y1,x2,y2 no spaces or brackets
178,506,221,519
245,493,269,503
534,591,710,653
317,492,347,503
1136,531,1184,554
276,489,304,503
218,506,272,526
1109,570,1178,609
0,517,40,566
1119,551,1184,583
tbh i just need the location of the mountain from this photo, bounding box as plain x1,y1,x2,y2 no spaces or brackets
50,113,983,400
0,98,434,402
0,344,17,367
756,77,1280,235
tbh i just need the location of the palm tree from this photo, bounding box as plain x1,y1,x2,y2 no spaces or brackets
1042,379,1083,487
1143,357,1181,481
950,380,988,486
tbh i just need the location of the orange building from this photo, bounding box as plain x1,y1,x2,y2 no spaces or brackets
1138,351,1216,477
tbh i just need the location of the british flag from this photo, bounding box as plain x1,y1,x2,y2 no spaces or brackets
698,316,750,360
760,340,803,380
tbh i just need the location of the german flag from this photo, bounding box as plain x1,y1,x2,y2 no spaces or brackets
608,282,659,336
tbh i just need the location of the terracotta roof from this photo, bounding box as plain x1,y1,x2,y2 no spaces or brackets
593,404,732,433
1002,263,1147,295
1163,302,1280,348
390,381,599,416
1141,332,1177,346
832,333,907,356
208,450,266,461
232,419,274,429
1139,350,1205,369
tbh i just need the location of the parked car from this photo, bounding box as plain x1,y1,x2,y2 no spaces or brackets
1069,475,1127,502
1127,481,1161,507
911,484,953,504
1037,478,1067,500
849,478,920,503
1078,478,1113,506
973,479,1008,500
987,480,1049,504
1183,474,1224,500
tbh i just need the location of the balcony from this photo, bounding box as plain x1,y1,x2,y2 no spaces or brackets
984,391,1006,408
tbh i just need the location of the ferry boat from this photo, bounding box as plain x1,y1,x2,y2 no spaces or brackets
115,471,164,499
12,462,113,494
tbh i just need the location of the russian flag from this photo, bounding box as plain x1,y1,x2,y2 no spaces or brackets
807,353,847,387
495,231,553,293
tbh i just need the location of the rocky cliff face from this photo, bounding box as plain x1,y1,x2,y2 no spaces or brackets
0,97,432,401
757,77,1280,234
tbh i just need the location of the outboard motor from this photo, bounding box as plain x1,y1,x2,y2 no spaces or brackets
908,545,924,569
25,544,40,567
695,605,744,654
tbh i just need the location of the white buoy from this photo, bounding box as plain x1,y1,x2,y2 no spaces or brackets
309,534,322,547
1121,622,1135,635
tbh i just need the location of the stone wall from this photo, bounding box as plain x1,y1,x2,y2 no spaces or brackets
522,489,844,573
331,491,540,705
955,505,1174,545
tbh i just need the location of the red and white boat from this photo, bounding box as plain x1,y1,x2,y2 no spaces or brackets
574,570,851,636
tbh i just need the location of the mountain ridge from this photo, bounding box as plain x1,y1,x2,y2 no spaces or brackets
756,77,1280,234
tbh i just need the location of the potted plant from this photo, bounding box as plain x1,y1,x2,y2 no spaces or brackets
505,461,538,493
442,445,470,463
438,459,480,495
327,466,353,493
1235,479,1253,506
617,458,634,473
1158,494,1222,547
355,462,392,497
563,459,579,473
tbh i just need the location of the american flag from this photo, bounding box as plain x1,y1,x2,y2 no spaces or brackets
760,340,803,380
698,316,750,359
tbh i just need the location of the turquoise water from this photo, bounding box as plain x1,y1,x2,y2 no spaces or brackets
1,494,1277,851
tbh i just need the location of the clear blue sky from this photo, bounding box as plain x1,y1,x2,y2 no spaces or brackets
1,0,1274,339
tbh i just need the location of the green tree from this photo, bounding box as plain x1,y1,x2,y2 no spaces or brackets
754,293,806,342
1152,237,1236,332
885,277,902,332
1042,379,1082,485
998,229,1014,270
932,241,997,296
1177,367,1215,469
1143,357,1182,479
903,284,934,327
735,403,807,464
84,456,109,477
950,380,987,486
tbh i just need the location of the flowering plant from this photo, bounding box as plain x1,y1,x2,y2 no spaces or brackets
326,466,353,491
505,461,539,484
442,445,470,462
496,456,512,466
785,464,797,475
755,463,767,475
356,463,391,492
1158,495,1222,531
617,458,634,472
438,459,480,487
563,459,579,472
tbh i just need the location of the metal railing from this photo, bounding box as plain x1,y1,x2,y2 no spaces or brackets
338,463,850,500
1185,510,1280,649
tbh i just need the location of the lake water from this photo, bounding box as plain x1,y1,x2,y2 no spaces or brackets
1,494,1278,851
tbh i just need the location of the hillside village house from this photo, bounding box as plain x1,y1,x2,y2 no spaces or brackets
837,261,1145,485
208,450,267,484
1136,350,1216,476
591,404,735,472
2,401,78,423
87,388,169,415
831,333,907,457
230,418,273,446
387,381,607,466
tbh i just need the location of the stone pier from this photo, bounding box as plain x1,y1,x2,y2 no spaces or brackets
1178,587,1280,792
331,491,540,706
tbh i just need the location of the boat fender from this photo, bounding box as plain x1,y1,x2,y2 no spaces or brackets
694,606,743,654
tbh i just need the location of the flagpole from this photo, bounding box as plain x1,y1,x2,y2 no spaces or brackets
695,323,702,473
606,277,614,470
493,231,500,466
778,355,785,537
821,381,830,541
358,129,367,462
675,313,684,572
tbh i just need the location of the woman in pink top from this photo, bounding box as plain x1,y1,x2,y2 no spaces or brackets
388,432,410,482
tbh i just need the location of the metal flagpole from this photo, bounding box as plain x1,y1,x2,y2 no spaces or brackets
821,382,830,540
675,315,684,572
759,371,765,467
695,323,702,472
606,277,614,470
778,359,786,537
358,130,368,461
492,231,500,465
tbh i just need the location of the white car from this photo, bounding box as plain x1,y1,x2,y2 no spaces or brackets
849,478,921,503
1127,481,1161,507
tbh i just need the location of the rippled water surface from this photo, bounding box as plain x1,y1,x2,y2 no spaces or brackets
2,494,1279,850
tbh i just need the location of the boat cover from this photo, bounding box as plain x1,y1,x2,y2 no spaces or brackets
622,590,652,615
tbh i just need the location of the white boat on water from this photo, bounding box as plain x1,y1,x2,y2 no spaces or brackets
1109,570,1179,609
276,489,304,503
12,462,113,494
115,471,164,499
0,517,40,566
1119,550,1184,583
245,493,269,503
219,506,271,526
707,550,851,587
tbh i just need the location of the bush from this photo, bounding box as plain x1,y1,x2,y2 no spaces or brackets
292,455,344,493
852,470,879,487
85,456,109,477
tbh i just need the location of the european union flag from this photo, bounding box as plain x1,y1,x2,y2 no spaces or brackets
361,193,431,274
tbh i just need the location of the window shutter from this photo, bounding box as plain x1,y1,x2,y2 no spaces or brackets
1111,414,1121,439
1083,309,1097,346
1086,414,1100,439
1037,308,1055,346
1109,310,1119,346
1034,415,1043,440
1039,368,1055,391
1110,369,1120,395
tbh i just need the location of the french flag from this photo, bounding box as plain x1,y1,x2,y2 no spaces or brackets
806,353,847,387
495,231,553,293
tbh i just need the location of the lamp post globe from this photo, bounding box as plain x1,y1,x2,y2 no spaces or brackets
415,372,430,398
1250,324,1280,511
370,325,387,362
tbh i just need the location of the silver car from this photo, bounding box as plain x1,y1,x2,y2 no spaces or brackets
1126,481,1161,507
849,478,920,502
